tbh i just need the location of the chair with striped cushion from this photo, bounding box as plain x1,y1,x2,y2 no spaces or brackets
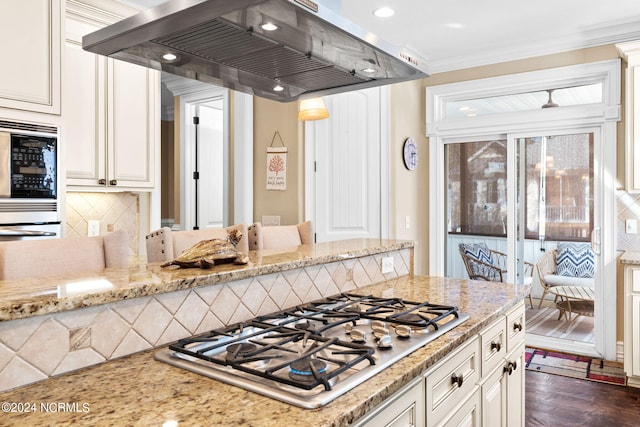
459,242,534,308
536,242,595,309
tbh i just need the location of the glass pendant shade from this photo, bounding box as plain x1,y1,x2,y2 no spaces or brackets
298,97,329,121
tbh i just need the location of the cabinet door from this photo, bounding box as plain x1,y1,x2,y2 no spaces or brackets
0,0,61,114
63,15,106,186
482,363,506,427
632,294,640,377
506,347,525,427
107,60,158,189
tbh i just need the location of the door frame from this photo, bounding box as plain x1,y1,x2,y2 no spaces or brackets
427,60,620,360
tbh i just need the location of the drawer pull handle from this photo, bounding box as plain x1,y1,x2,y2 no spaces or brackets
451,373,464,388
98,179,106,185
504,361,518,375
491,341,502,352
513,322,523,332
109,179,118,186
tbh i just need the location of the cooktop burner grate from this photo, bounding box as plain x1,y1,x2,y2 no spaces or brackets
156,292,469,408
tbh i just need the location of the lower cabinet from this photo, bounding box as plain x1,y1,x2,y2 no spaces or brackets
356,302,525,427
624,265,640,387
480,342,525,427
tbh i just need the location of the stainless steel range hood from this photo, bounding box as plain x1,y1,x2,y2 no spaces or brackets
82,0,429,102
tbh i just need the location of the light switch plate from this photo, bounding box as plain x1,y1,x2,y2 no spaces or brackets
626,219,637,234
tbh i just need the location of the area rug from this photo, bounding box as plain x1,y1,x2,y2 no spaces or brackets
526,305,594,343
525,347,626,386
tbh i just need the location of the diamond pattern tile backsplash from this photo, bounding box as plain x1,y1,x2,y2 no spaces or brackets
617,190,640,251
0,248,412,392
65,192,139,256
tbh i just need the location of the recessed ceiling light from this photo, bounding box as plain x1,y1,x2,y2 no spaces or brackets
362,68,377,73
261,22,278,31
446,23,465,29
373,7,395,18
162,53,178,61
273,85,284,92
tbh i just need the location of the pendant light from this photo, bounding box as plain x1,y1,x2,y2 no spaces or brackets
297,97,329,121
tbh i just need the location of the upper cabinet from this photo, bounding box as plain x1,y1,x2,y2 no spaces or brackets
0,0,61,114
64,0,159,191
618,41,640,193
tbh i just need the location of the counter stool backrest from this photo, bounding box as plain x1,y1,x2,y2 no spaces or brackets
248,221,313,251
0,229,129,281
145,223,249,263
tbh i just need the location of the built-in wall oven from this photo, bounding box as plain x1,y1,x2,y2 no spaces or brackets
0,120,61,241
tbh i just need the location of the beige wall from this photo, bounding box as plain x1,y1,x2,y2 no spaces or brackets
252,97,301,225
250,44,626,278
389,80,430,274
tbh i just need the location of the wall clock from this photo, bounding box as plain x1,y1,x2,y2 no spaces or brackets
403,137,418,170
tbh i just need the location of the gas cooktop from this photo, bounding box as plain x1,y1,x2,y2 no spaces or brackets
155,293,468,408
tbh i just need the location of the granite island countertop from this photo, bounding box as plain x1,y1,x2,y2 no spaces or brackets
620,251,640,265
0,275,527,427
0,238,413,321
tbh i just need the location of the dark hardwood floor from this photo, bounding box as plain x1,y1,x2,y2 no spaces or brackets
526,370,640,426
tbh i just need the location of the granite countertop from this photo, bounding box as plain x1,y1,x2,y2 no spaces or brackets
0,239,413,321
0,275,526,427
620,251,640,265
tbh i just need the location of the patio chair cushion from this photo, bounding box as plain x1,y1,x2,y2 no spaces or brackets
556,242,594,278
543,274,594,287
459,242,493,265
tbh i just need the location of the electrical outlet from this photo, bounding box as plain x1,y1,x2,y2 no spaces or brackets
262,215,281,226
381,256,394,274
88,220,100,237
405,215,410,229
626,219,638,234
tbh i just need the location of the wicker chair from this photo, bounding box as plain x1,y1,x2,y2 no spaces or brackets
459,243,534,308
535,248,595,309
535,250,557,309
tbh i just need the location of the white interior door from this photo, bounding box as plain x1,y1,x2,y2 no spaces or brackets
195,100,224,229
306,87,389,242
180,88,229,231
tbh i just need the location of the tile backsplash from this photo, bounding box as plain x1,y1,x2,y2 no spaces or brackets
0,248,412,392
617,190,640,251
65,192,139,256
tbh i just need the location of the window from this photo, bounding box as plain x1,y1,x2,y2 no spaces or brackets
447,140,508,237
447,133,593,241
523,133,593,241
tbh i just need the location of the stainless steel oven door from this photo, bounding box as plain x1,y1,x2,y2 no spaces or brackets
0,223,61,241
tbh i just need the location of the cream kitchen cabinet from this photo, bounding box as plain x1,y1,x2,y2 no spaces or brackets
624,264,640,388
480,304,525,427
357,377,425,427
618,41,640,193
0,0,61,115
64,0,158,191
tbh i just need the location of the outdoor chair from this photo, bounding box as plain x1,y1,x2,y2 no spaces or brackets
535,242,595,309
459,242,534,308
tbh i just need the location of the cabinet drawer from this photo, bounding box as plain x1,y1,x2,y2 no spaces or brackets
425,336,480,426
357,377,424,427
436,387,481,427
506,303,525,353
480,317,507,375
